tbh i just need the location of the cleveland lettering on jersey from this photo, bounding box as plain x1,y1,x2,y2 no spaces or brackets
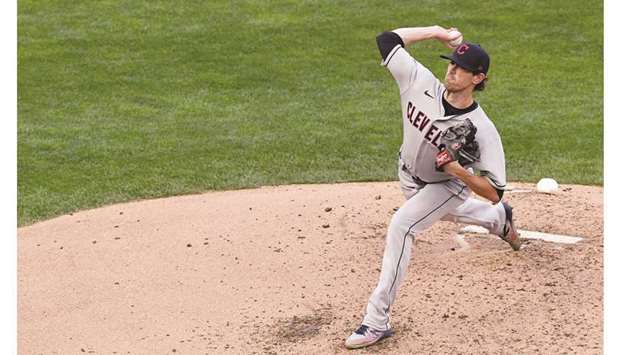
406,101,442,147
413,111,431,131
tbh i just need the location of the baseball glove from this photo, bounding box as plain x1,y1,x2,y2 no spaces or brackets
435,118,480,170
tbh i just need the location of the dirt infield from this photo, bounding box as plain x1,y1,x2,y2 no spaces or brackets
18,182,603,354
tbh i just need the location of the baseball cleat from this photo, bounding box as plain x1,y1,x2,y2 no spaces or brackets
500,202,522,251
345,324,394,349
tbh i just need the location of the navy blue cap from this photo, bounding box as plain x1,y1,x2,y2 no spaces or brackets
440,42,490,74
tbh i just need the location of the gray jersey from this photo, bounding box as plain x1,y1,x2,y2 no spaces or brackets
381,45,506,190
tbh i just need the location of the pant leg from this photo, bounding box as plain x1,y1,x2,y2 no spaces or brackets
440,197,507,236
362,182,467,330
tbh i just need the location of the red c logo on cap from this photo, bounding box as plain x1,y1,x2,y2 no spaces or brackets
457,44,469,55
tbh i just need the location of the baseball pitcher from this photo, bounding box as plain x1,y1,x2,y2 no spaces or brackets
344,25,522,349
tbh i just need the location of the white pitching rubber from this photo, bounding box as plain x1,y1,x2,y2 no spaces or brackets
459,225,583,245
518,230,583,244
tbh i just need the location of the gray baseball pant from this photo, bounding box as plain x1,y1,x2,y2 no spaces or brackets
362,170,507,330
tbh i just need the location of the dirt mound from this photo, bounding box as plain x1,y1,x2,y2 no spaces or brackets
18,182,603,354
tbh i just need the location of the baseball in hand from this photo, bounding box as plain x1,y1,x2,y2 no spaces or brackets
448,30,463,48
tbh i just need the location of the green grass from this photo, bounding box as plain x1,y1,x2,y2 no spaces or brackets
18,0,603,225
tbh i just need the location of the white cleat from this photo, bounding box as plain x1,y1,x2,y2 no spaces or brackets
345,324,394,349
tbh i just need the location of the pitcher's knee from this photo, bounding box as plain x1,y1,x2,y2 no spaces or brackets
387,212,415,241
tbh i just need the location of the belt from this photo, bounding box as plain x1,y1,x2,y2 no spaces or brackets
401,162,451,185
401,164,429,185
398,151,451,185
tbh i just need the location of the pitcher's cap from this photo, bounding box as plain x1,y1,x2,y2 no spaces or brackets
440,42,490,74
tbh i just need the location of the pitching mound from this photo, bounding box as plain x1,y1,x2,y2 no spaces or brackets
18,182,603,354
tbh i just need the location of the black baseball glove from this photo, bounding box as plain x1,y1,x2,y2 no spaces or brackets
435,118,481,170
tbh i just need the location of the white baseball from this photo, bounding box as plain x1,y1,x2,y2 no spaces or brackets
536,178,559,194
448,30,463,47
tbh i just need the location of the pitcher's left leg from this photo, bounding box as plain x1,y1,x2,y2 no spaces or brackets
361,183,467,331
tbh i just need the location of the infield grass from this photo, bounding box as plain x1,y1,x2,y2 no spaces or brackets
18,0,603,225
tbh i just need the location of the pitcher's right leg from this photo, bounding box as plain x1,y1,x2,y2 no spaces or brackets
442,197,506,235
442,198,522,250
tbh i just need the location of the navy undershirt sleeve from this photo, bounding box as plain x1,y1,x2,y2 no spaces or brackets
376,31,405,61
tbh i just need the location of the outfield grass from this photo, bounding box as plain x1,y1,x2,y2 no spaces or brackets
18,0,603,225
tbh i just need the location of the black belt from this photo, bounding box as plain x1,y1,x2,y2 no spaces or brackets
401,164,428,185
399,151,451,185
401,163,451,185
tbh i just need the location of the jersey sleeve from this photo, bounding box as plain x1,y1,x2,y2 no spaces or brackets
471,124,507,190
381,45,439,95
